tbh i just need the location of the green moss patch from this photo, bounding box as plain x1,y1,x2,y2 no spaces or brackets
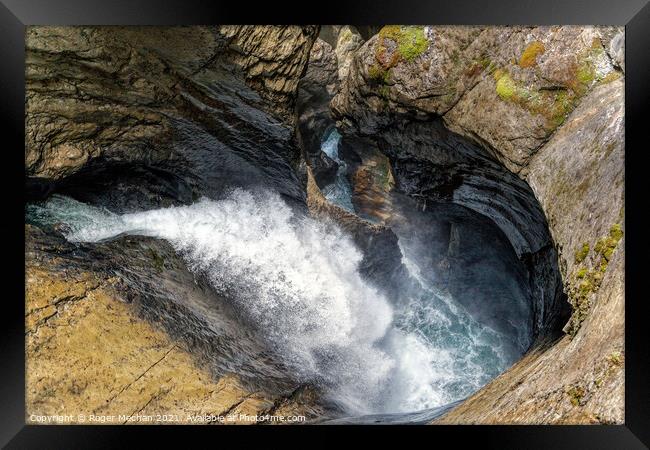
575,242,590,264
369,26,429,97
594,223,624,262
493,70,542,107
492,38,619,131
493,68,574,129
565,223,624,337
601,71,622,84
378,25,429,62
568,39,616,95
373,25,429,73
368,63,392,84
607,351,623,366
495,71,517,100
566,385,586,406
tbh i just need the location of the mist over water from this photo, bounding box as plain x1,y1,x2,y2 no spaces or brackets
27,190,522,416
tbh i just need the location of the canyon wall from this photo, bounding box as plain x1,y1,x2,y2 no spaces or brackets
330,25,624,424
25,26,318,206
24,25,625,424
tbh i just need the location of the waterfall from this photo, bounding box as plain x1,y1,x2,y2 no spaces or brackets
320,129,355,213
27,190,520,416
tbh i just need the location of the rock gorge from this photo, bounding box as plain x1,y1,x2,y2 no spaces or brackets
25,25,624,424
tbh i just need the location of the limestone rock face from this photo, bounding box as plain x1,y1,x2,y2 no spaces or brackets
333,26,623,173
25,26,176,182
219,25,320,125
445,26,620,174
435,77,624,424
525,79,624,337
332,26,488,133
26,266,274,425
331,25,624,424
334,26,365,82
26,26,318,197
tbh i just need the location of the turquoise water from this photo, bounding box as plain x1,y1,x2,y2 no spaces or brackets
320,129,355,213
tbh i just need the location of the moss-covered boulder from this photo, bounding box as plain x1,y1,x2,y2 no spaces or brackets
333,26,623,174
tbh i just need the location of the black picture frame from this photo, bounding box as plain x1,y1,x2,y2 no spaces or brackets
2,0,648,447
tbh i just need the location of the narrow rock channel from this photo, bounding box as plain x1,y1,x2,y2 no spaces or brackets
24,25,624,424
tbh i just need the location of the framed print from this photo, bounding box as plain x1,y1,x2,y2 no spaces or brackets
1,0,648,447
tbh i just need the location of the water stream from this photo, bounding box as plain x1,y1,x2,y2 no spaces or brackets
320,129,355,213
27,183,526,418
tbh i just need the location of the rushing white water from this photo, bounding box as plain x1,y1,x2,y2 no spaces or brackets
27,190,518,415
320,129,355,213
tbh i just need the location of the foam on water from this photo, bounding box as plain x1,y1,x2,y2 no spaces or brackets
27,190,518,415
320,129,355,213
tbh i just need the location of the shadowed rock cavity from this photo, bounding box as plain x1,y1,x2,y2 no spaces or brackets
296,35,568,347
323,116,568,344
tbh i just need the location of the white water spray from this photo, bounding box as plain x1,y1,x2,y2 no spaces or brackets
27,190,517,415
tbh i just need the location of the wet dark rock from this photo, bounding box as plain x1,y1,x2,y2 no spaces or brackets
311,151,339,187
26,26,318,210
296,39,339,187
305,169,409,300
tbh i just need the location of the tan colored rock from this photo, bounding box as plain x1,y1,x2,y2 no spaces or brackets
333,25,623,173
434,66,624,426
525,79,624,335
25,262,319,425
26,26,318,182
334,26,364,82
445,26,620,173
219,25,319,124
332,26,495,133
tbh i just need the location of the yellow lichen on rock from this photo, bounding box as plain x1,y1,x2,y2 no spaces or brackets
519,41,545,68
